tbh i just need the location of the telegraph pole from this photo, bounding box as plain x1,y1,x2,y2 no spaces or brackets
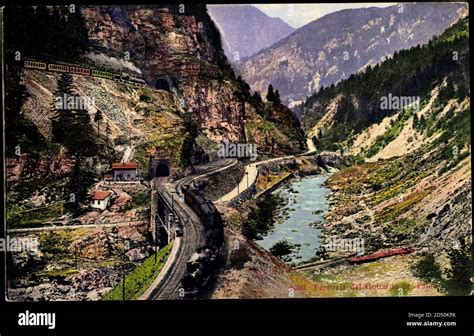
122,239,129,300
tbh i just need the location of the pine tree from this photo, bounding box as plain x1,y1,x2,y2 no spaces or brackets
274,89,281,105
66,158,95,216
266,84,276,103
52,73,97,157
412,113,419,129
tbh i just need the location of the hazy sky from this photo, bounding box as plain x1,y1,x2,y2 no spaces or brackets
252,3,398,28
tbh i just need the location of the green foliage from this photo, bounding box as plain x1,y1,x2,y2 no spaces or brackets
65,158,96,216
411,242,472,296
7,202,65,228
443,241,472,296
101,243,172,300
266,84,282,106
4,63,46,156
4,5,89,61
301,17,470,151
241,194,282,240
412,253,443,284
39,231,72,256
270,239,295,259
52,73,98,157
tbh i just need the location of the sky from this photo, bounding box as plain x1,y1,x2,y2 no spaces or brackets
252,3,398,28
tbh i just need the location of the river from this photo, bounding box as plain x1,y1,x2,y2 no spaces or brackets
256,174,331,264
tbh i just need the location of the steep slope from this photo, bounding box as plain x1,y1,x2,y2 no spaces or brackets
207,5,295,61
299,18,471,289
5,4,305,229
237,2,468,108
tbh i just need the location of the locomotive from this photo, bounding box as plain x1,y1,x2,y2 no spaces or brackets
24,59,146,87
181,185,224,297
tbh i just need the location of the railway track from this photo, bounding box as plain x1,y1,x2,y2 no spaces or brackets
147,159,236,300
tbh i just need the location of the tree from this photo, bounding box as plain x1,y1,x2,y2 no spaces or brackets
412,113,419,129
65,158,95,216
412,253,442,284
270,240,294,258
266,84,276,103
52,73,97,157
94,110,104,137
274,89,281,105
443,240,471,296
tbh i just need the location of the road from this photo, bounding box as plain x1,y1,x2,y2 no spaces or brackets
216,140,318,204
143,158,236,300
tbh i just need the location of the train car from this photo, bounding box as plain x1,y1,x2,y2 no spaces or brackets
347,247,414,264
180,185,224,297
24,60,47,70
48,63,69,73
91,69,114,80
69,66,91,76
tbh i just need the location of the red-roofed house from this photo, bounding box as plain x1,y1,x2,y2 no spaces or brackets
89,190,115,211
111,162,139,181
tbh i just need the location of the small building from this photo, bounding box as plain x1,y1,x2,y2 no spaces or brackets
111,162,139,181
89,190,115,211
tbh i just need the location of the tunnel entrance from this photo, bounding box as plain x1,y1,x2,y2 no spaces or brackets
155,78,171,92
155,163,170,177
149,157,170,178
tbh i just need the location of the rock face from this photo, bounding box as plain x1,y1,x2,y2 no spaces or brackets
236,3,468,108
6,148,75,185
81,5,304,153
207,5,295,60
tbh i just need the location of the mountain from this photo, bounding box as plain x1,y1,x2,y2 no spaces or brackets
5,4,306,228
301,17,471,261
207,5,295,61
5,5,305,182
237,2,468,109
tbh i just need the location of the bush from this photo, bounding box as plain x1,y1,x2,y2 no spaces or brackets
412,253,443,284
270,239,294,258
241,194,282,240
443,241,472,296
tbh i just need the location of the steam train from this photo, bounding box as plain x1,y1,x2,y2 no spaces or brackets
24,59,146,87
347,247,414,264
181,185,224,297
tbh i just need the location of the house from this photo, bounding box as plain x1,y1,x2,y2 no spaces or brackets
111,162,139,181
89,190,115,211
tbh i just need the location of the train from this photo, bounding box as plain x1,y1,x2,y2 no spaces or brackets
181,185,224,297
24,59,146,87
347,247,414,264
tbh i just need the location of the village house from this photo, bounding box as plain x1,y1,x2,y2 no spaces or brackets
111,162,139,181
89,190,115,211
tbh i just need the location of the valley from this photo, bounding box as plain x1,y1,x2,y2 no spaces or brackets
3,4,471,301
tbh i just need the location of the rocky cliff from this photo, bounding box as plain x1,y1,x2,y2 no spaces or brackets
81,5,304,154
